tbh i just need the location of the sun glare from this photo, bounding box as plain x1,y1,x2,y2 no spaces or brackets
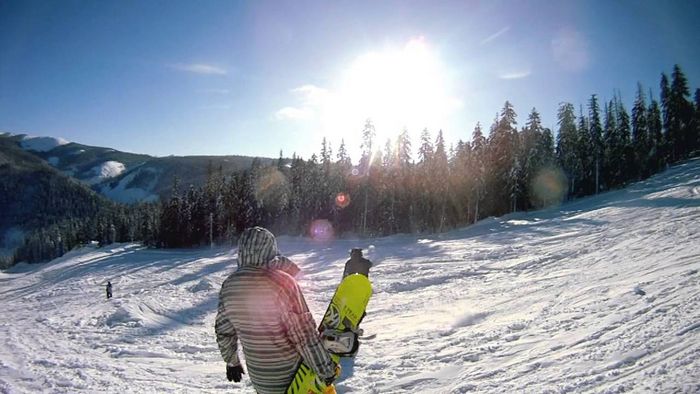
319,37,460,154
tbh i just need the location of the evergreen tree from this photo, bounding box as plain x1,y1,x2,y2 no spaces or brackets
359,120,376,235
602,100,618,189
577,105,593,195
418,128,434,164
379,138,398,234
359,119,376,174
521,108,556,208
588,95,603,193
647,94,665,173
285,155,304,233
556,102,579,198
277,150,285,171
328,143,350,233
321,137,332,169
448,139,470,225
395,129,414,232
693,89,700,155
518,108,541,209
433,130,449,230
336,139,351,168
631,83,651,179
615,96,633,186
396,129,413,167
660,73,672,163
669,65,693,160
416,128,434,231
487,102,519,215
470,123,487,222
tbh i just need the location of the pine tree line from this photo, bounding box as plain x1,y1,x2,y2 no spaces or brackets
10,203,161,267
557,65,698,196
156,64,697,247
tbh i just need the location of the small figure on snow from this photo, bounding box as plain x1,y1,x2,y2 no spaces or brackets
215,227,340,392
106,281,113,299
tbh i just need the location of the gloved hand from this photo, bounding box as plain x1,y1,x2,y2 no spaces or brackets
226,364,245,382
323,363,341,385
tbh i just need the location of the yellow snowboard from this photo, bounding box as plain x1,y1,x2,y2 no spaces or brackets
287,273,372,394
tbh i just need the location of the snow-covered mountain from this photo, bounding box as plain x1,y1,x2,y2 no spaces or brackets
1,159,698,393
19,135,70,152
0,136,115,261
1,132,274,203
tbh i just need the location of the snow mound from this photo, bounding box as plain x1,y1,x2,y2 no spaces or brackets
19,135,69,152
453,311,490,328
189,279,215,293
105,306,143,328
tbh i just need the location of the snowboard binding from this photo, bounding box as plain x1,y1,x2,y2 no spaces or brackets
320,327,362,356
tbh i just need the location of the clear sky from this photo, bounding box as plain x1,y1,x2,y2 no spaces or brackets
1,0,699,161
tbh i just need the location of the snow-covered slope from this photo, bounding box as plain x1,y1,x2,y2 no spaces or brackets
19,135,69,152
1,160,698,393
86,161,127,185
99,167,159,203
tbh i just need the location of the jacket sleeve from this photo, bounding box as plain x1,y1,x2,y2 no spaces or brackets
215,297,240,366
280,280,337,381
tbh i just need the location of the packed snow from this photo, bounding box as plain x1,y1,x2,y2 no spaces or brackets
1,160,699,393
19,135,69,152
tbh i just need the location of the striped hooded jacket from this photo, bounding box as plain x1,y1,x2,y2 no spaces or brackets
215,227,337,393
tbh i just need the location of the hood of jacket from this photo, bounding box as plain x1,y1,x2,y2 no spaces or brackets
237,227,278,268
236,227,300,276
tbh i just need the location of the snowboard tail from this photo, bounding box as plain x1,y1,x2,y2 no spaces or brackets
287,273,372,394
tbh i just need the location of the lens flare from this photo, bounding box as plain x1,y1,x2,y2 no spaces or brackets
530,167,567,208
254,168,289,207
335,192,351,209
309,219,335,242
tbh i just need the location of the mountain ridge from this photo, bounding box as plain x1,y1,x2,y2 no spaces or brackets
1,132,276,203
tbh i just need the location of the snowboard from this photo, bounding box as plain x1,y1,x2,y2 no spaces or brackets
286,272,372,394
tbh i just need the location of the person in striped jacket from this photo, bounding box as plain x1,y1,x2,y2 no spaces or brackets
215,227,339,393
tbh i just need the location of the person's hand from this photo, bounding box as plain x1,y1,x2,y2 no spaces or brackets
324,363,341,385
226,364,245,382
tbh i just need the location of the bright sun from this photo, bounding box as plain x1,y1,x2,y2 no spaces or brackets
319,37,460,154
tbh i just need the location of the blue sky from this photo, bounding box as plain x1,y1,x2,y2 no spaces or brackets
1,0,699,160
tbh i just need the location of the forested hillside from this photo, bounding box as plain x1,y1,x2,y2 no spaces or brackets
24,136,273,203
0,137,160,267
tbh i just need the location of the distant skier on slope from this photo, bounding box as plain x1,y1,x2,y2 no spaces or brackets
106,281,112,299
215,226,340,393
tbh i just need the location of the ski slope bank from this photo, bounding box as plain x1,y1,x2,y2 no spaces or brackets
1,159,698,393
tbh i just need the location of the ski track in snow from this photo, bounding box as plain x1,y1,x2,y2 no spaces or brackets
1,159,699,393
